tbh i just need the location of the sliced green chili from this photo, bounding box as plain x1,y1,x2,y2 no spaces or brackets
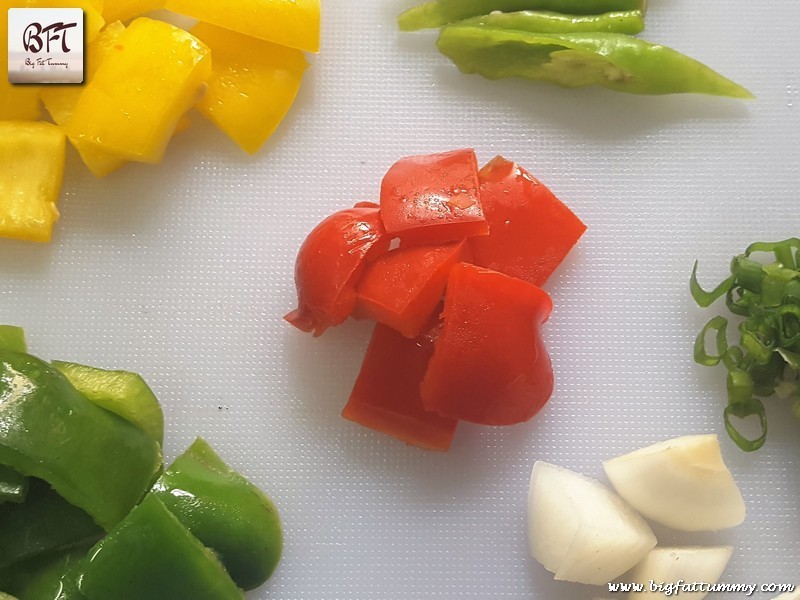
458,10,645,35
436,27,753,98
398,0,647,31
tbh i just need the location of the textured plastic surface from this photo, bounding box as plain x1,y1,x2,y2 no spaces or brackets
2,0,799,597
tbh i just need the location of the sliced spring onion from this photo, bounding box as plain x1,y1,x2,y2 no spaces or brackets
691,238,800,451
690,261,734,307
723,399,767,452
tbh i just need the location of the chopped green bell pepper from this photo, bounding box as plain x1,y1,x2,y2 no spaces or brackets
51,361,164,446
79,495,243,600
0,350,162,530
437,26,753,98
399,0,647,31
0,464,28,504
0,545,88,600
0,478,102,569
458,10,645,35
0,326,26,354
151,438,283,590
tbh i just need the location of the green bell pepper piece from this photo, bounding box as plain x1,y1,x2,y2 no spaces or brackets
0,329,30,505
79,495,243,600
0,464,28,504
150,438,283,591
0,545,88,600
0,478,102,569
459,10,645,35
399,0,647,31
51,361,164,446
437,26,753,98
0,350,162,530
0,327,26,354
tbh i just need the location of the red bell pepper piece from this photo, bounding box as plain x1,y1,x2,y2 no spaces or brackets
342,322,458,451
285,203,390,336
379,149,488,244
421,262,554,426
469,156,586,287
354,240,471,338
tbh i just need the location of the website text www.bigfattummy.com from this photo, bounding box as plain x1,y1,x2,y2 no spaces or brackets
607,580,797,596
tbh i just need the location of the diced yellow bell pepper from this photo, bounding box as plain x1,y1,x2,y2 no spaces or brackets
103,0,164,24
66,17,211,164
0,84,41,120
0,121,65,243
191,22,307,155
164,0,320,53
41,21,129,177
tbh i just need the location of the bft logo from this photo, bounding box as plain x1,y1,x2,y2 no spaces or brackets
8,8,85,84
22,20,78,54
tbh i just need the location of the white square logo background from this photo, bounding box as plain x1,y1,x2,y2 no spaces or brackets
8,8,84,84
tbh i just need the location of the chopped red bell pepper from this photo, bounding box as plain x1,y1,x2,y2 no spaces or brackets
285,203,390,336
379,149,488,244
469,156,586,287
354,240,471,338
421,262,554,426
342,322,458,451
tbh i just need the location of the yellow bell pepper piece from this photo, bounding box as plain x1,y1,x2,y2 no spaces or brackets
0,84,41,120
164,0,320,53
103,0,164,24
0,122,64,243
191,22,307,155
66,17,211,164
41,21,129,177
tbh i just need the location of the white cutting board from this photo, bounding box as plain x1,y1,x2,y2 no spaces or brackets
2,0,799,597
